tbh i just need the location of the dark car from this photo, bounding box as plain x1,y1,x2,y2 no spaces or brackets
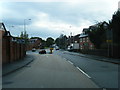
39,50,46,54
56,48,59,50
32,48,36,52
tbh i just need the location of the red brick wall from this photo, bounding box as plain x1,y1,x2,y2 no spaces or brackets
2,36,11,64
2,36,26,64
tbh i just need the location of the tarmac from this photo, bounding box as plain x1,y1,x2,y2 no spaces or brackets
63,51,120,64
2,50,120,77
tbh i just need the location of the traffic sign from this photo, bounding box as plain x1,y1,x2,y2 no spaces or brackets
106,40,112,43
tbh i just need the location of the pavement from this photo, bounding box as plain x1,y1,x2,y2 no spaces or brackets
2,52,35,76
62,50,120,64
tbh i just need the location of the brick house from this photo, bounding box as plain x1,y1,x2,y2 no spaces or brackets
79,28,95,50
67,34,80,46
28,38,41,49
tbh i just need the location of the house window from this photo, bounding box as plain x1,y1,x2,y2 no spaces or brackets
90,45,93,47
80,38,82,42
90,45,94,49
83,38,85,42
86,37,89,42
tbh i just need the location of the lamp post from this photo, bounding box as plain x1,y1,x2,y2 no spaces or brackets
24,19,31,33
9,26,14,31
23,19,31,44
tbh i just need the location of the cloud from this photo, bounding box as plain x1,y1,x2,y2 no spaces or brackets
0,0,119,39
31,11,93,36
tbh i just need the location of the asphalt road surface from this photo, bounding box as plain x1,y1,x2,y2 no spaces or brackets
53,50,119,88
2,51,98,88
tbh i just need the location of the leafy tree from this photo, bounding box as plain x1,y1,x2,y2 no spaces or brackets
20,31,29,44
55,38,60,46
20,31,29,39
46,37,54,47
30,37,42,41
111,10,120,45
20,31,24,38
87,21,108,49
55,34,67,49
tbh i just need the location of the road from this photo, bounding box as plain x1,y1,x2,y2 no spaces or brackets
2,51,98,88
53,50,119,88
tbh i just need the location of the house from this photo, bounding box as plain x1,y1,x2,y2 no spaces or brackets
67,34,80,50
67,34,80,46
29,38,41,49
79,28,95,50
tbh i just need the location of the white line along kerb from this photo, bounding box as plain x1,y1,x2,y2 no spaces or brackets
68,61,73,65
76,67,91,78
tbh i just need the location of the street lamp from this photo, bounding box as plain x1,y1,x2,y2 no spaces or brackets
23,19,31,44
24,19,31,33
8,25,14,32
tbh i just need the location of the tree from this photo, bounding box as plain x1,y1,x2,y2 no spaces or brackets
111,10,120,45
55,34,67,49
20,31,29,44
87,21,108,49
20,31,24,38
110,10,120,58
20,31,29,39
30,37,42,41
55,38,60,46
46,37,54,47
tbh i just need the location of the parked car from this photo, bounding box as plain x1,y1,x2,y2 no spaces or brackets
39,50,46,54
56,48,59,50
55,46,59,50
32,48,36,52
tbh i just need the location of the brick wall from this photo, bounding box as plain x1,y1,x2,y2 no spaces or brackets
2,36,26,64
0,30,3,65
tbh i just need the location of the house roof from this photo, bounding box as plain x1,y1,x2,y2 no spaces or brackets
0,22,7,31
0,22,11,36
79,33,88,38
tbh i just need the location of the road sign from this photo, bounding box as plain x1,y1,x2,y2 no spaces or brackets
106,40,112,43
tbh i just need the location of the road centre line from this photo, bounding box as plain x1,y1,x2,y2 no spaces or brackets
76,67,91,78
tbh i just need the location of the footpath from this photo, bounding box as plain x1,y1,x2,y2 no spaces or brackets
63,51,120,64
2,52,34,76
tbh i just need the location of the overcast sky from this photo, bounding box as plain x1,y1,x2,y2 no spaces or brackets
0,0,119,40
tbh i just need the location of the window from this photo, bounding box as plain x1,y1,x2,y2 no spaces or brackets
83,38,85,42
80,38,82,42
86,37,89,42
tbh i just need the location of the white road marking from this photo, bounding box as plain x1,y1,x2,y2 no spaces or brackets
68,61,73,65
76,67,91,78
63,58,67,61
